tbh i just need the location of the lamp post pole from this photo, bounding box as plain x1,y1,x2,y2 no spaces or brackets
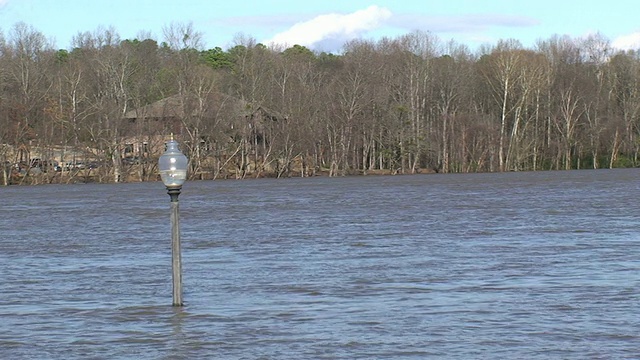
168,186,183,306
159,135,188,307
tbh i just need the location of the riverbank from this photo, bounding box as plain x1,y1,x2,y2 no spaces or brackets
2,166,438,186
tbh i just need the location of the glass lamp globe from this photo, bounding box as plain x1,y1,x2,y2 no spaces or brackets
158,136,188,188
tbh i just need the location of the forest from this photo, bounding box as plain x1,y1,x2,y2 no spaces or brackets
1,22,640,185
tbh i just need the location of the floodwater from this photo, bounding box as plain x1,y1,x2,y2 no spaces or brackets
1,169,639,359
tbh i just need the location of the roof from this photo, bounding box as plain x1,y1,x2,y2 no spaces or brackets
124,94,217,119
124,93,284,121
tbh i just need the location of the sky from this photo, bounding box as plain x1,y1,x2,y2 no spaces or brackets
1,0,640,53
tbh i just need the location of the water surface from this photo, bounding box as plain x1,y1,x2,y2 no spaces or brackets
1,169,639,359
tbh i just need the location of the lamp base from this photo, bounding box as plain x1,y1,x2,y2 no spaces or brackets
167,187,182,202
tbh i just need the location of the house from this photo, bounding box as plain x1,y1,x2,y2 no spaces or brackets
122,92,284,160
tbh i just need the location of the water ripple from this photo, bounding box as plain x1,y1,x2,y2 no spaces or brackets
1,170,640,358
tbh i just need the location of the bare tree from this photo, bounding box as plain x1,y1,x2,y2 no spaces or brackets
607,51,640,166
5,23,54,184
480,39,525,171
162,22,203,51
433,41,474,173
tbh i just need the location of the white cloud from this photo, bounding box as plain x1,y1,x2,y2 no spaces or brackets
0,0,9,7
612,32,640,50
264,5,392,52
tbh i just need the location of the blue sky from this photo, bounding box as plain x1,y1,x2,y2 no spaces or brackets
1,0,639,53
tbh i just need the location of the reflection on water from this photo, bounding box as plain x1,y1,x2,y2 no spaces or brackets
1,169,640,359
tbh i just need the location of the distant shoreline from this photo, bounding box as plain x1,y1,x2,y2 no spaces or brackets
3,167,445,186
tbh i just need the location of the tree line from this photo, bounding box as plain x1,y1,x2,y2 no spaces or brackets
1,22,639,185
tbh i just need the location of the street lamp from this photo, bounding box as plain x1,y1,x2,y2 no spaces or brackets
158,134,188,306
